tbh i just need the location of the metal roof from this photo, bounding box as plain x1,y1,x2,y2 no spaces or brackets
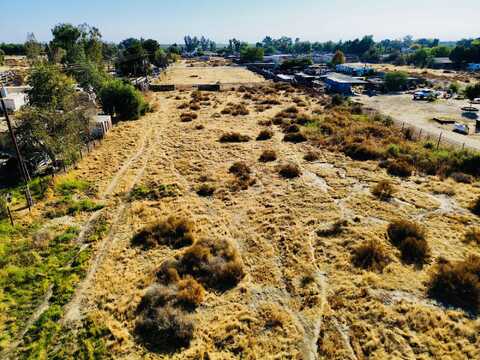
323,72,367,84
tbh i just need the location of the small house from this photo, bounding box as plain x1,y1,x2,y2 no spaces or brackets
430,57,454,70
0,86,28,113
322,73,367,94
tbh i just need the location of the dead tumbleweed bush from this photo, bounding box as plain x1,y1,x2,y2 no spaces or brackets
132,216,194,249
352,240,391,272
157,238,245,292
219,132,251,143
387,220,430,265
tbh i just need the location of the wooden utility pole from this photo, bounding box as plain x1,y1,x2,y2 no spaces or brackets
0,96,34,210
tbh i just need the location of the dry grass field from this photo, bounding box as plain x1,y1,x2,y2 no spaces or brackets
3,65,480,359
154,61,265,85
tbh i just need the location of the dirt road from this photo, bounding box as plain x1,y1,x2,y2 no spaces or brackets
359,94,480,151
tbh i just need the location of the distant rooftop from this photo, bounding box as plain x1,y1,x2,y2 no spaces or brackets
323,72,367,84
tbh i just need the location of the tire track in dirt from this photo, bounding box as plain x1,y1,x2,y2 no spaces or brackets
62,125,159,324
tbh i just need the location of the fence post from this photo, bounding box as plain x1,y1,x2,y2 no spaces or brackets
436,133,442,150
418,129,422,139
462,143,465,150
401,122,405,132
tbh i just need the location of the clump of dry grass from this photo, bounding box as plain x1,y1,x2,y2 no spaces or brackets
428,256,480,314
177,103,189,110
132,216,194,249
371,180,396,201
344,142,383,161
229,162,255,190
283,124,300,134
283,132,307,144
196,183,215,197
278,163,301,179
386,159,413,178
180,112,198,122
470,197,480,216
352,240,391,272
157,238,245,291
259,150,277,163
194,124,204,130
293,97,307,107
135,305,194,352
451,172,474,184
304,151,319,162
317,220,348,237
256,129,274,141
221,103,249,116
219,132,251,143
189,103,201,111
258,119,273,126
464,227,480,245
260,98,281,105
387,220,430,264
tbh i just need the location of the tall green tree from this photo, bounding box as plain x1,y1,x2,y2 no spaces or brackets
26,64,77,109
16,64,93,166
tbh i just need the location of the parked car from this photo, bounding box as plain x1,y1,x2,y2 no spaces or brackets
413,89,438,101
453,123,469,135
471,98,480,104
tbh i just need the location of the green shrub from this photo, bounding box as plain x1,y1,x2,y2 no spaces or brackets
99,79,148,120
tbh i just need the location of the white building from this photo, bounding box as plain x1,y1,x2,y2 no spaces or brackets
0,86,28,113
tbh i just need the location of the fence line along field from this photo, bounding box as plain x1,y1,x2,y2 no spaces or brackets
3,63,480,359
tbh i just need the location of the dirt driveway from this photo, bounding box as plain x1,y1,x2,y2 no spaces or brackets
359,94,480,151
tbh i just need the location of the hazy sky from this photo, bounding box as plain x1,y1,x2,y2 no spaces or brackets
1,0,479,44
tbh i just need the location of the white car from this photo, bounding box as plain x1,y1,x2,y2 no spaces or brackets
471,98,480,104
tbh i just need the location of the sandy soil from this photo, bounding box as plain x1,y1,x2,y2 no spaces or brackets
53,73,480,358
154,61,265,85
359,94,480,150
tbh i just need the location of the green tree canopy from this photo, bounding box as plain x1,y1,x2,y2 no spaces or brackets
240,46,264,63
384,71,408,92
465,83,480,101
99,79,148,120
26,64,77,110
